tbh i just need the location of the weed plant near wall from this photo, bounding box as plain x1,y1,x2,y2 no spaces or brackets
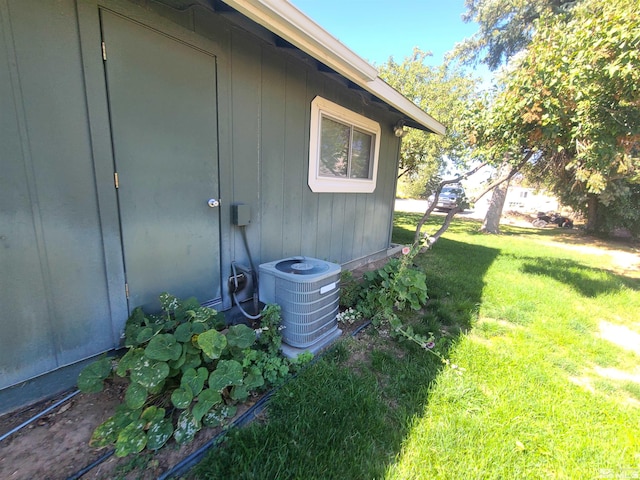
340,245,443,356
77,294,310,457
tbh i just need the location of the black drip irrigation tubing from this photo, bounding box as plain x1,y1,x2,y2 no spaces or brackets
0,389,81,443
67,450,115,480
157,390,275,480
351,319,373,337
64,319,374,480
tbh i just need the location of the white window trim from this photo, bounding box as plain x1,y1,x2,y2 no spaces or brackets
308,96,381,193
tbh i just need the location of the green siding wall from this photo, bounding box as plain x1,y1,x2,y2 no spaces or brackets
227,30,399,265
0,0,116,389
0,0,402,406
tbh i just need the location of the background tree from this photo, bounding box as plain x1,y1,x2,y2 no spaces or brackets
453,0,580,70
450,0,584,233
479,161,511,233
378,49,481,198
473,0,640,233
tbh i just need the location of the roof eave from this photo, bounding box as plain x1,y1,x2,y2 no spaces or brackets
221,0,446,135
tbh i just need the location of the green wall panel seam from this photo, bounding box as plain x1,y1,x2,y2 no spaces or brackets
0,0,60,368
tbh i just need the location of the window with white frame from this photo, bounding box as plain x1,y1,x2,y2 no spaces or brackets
308,96,381,193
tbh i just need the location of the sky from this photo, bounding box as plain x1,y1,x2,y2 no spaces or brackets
289,0,484,71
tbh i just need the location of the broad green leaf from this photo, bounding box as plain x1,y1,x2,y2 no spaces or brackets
202,409,223,428
124,382,147,410
115,419,147,457
171,384,193,409
168,348,187,370
147,380,166,395
160,318,177,333
208,359,243,391
140,406,172,451
184,340,201,355
128,306,146,326
174,322,194,343
181,367,208,396
226,324,256,349
244,366,265,391
112,404,143,426
182,352,203,371
192,388,222,422
124,308,148,346
90,416,120,448
174,410,201,445
136,327,155,345
230,384,249,402
191,322,207,335
145,334,182,361
159,292,180,312
124,325,144,347
77,357,112,393
146,417,173,451
197,329,227,360
202,404,237,428
116,348,144,377
141,405,165,423
185,305,218,323
130,360,170,389
174,296,200,321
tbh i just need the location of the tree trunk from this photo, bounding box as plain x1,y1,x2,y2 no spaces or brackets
480,162,511,234
585,193,599,232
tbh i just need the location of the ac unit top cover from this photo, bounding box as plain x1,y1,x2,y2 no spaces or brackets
259,256,340,282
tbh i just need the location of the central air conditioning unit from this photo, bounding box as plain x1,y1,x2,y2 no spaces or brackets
259,256,342,357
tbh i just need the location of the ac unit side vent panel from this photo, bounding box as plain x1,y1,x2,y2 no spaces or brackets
259,257,341,349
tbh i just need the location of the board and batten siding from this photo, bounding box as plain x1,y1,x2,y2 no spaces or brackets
0,0,402,409
235,35,401,265
0,0,118,391
195,2,402,267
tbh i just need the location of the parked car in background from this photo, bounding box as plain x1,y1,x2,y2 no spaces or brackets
428,185,467,211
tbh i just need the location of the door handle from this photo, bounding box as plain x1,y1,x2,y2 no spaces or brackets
207,198,221,208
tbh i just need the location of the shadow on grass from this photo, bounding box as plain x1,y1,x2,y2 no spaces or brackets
521,257,639,297
190,220,501,479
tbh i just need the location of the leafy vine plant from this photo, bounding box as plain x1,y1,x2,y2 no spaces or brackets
347,243,444,360
77,294,311,457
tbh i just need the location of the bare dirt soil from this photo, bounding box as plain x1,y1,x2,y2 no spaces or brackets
0,376,266,480
1,232,636,479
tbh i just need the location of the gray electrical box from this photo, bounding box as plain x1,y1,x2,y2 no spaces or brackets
232,203,251,226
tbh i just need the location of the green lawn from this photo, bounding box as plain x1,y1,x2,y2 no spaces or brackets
191,214,640,479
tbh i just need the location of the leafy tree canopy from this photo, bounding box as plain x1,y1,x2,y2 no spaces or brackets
468,0,640,232
454,0,580,70
378,49,482,196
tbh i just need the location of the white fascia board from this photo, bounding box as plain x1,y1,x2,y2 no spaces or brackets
223,0,446,135
367,78,447,136
222,0,377,82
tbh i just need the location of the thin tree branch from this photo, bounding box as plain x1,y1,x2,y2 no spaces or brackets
412,161,489,245
397,168,411,179
469,152,532,204
412,153,532,247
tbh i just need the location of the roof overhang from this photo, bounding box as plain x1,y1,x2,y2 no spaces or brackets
221,0,446,135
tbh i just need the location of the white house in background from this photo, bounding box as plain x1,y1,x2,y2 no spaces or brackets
504,186,560,213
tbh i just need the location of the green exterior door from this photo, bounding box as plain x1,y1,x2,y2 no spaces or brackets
102,10,221,311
